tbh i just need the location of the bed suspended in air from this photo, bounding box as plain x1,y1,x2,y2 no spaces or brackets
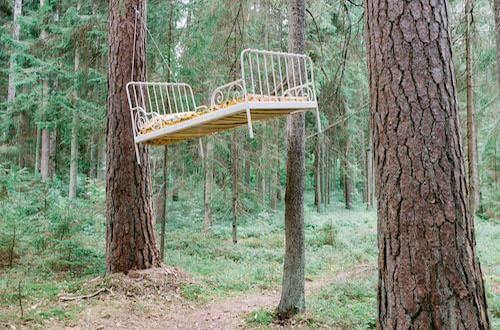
126,49,321,163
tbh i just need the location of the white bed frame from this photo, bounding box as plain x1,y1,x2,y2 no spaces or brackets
126,49,321,162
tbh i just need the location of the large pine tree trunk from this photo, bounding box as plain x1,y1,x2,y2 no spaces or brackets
364,0,490,327
106,0,160,273
277,0,306,318
69,45,80,199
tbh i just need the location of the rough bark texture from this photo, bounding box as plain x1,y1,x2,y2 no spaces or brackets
106,0,160,273
364,0,490,327
277,0,306,318
69,45,80,199
495,0,500,87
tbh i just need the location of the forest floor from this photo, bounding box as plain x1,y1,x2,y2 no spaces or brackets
0,183,498,329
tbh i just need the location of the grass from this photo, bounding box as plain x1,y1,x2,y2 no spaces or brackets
0,176,498,328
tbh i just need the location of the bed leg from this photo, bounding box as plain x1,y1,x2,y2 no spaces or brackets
245,107,254,139
315,106,322,134
135,143,141,165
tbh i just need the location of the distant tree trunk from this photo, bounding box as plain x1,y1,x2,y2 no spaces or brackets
365,0,490,327
204,138,213,230
159,146,168,261
159,0,174,259
7,0,22,108
270,152,278,211
40,126,50,181
276,156,282,202
97,135,106,180
106,0,160,273
326,144,331,204
277,0,306,319
89,132,98,180
39,0,50,181
342,106,352,210
495,0,500,87
69,45,80,199
49,129,57,178
466,0,480,214
231,131,238,244
314,140,321,212
367,117,374,208
34,126,41,175
244,157,250,185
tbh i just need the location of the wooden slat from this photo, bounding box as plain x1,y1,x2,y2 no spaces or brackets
144,106,309,146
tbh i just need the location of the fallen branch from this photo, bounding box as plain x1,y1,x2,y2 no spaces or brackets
60,287,108,302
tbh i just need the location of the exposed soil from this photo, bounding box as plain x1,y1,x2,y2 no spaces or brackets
50,264,375,330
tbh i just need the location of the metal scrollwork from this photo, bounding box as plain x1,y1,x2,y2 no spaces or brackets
211,79,245,107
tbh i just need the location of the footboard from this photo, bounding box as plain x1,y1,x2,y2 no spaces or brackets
126,82,198,138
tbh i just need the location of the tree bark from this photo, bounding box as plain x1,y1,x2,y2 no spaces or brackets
69,44,80,199
106,0,160,273
277,0,306,319
231,131,238,244
364,0,490,327
465,0,480,214
204,138,213,231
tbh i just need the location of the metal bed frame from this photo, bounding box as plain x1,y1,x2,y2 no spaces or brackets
126,49,321,163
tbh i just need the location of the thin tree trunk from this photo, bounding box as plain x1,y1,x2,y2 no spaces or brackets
40,127,50,181
494,0,500,88
159,0,173,259
159,146,168,261
277,0,306,318
204,138,213,230
364,0,490,326
367,116,374,208
343,108,352,210
49,129,56,179
314,140,321,212
34,125,41,175
89,133,98,180
106,0,160,273
465,0,480,214
69,43,80,199
7,0,21,107
231,131,238,244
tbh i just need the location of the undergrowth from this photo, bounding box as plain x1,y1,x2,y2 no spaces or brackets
0,166,498,328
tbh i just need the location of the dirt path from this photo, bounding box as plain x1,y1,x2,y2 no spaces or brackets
159,263,374,330
62,264,374,330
